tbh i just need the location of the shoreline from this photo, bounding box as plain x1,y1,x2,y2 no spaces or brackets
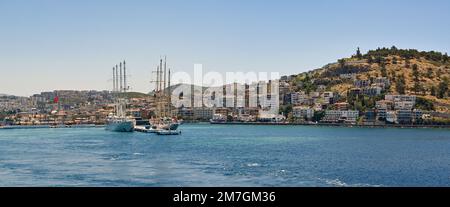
0,124,105,130
1,123,450,130
209,122,450,129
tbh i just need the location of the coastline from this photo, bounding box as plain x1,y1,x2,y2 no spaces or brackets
2,122,450,130
209,122,450,129
0,124,105,130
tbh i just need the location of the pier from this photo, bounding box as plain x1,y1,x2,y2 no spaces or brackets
134,125,181,135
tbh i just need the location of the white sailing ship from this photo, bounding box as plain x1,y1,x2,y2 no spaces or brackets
106,61,135,132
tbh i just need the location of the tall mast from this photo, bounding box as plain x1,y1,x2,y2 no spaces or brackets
156,65,160,92
115,65,119,93
164,56,167,90
119,63,123,93
123,60,127,93
168,68,171,117
113,67,116,92
159,58,163,92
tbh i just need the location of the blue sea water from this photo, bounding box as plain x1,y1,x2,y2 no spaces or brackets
0,124,449,187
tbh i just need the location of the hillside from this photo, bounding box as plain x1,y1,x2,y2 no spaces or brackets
289,47,450,112
123,92,152,98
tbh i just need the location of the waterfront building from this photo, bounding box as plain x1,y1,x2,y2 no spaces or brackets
394,101,415,110
341,110,359,123
413,109,423,123
193,107,214,120
376,108,387,120
322,110,341,123
213,107,229,118
178,107,194,120
397,110,413,124
376,100,394,110
257,112,286,123
322,110,336,123
364,110,376,122
323,110,359,124
239,107,260,117
293,106,314,120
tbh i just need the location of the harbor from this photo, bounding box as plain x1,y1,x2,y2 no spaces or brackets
1,124,450,187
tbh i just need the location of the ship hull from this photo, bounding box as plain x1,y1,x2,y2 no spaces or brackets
106,121,135,132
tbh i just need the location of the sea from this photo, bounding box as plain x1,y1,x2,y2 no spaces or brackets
0,124,449,187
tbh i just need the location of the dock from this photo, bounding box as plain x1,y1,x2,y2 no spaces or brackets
133,126,158,133
156,130,181,135
134,126,181,135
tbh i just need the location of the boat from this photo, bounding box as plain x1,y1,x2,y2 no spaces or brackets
106,116,135,132
106,60,135,132
150,117,180,131
210,114,227,124
0,125,13,130
141,57,181,135
156,129,181,135
134,125,159,133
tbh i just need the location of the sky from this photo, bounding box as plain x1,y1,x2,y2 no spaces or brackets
1,0,450,96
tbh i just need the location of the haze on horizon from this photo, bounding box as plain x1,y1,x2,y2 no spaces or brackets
1,0,450,97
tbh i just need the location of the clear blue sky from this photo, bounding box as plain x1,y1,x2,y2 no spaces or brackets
1,0,450,96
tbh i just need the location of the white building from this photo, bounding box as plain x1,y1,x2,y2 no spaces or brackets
293,107,314,120
323,110,359,124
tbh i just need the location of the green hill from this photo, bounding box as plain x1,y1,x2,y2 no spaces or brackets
289,47,450,112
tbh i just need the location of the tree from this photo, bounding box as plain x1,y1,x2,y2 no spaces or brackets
356,47,363,60
443,53,449,63
375,56,384,64
380,65,387,77
437,77,449,98
415,97,435,111
426,68,433,78
437,69,442,77
392,56,398,64
367,56,373,64
391,71,396,82
430,85,437,96
396,74,406,94
412,64,421,94
391,45,398,52
405,59,411,68
338,59,346,68
312,111,325,122
279,104,293,116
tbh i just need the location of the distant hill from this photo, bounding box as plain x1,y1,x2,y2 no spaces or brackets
289,47,450,112
123,92,152,98
148,83,209,96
